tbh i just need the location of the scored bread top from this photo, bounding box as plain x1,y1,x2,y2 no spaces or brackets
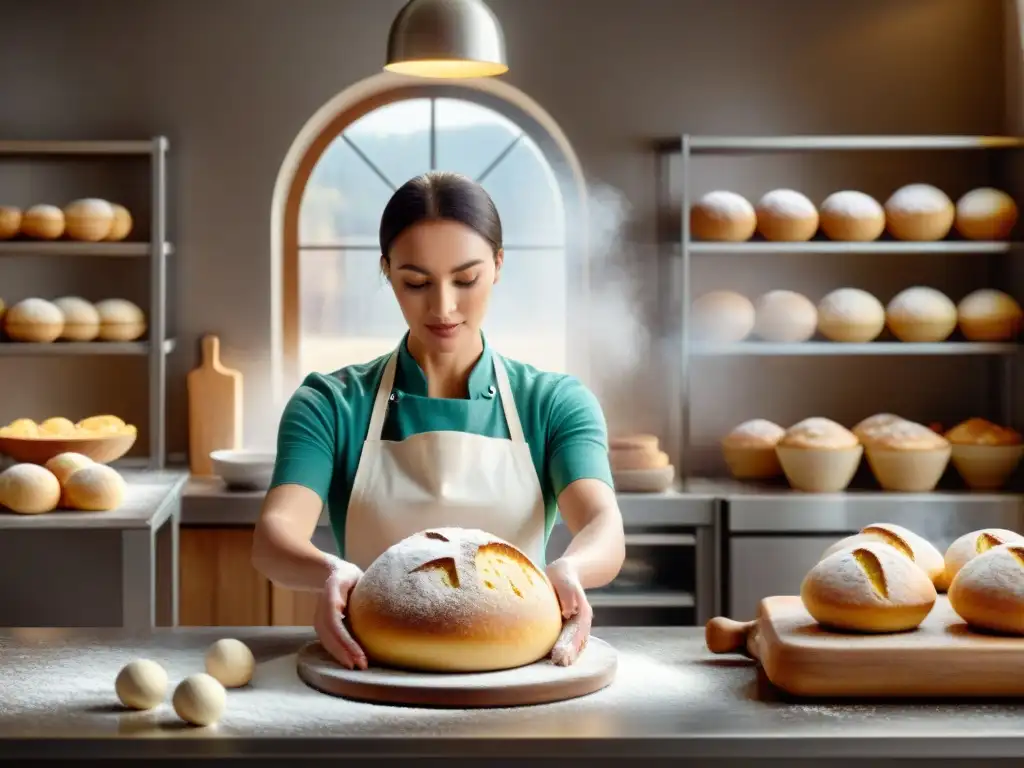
803,541,936,608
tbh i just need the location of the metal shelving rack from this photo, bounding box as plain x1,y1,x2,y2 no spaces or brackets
0,137,174,469
654,134,1024,480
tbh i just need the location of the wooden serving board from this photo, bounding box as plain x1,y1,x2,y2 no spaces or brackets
186,334,243,476
296,637,618,708
707,595,1024,698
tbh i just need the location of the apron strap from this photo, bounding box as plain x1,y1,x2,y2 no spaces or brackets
491,353,526,444
366,351,399,439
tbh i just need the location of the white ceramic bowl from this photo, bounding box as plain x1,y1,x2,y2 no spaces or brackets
210,449,276,490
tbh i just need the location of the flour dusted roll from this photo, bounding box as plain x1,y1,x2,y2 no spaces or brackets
940,528,1024,592
775,417,863,493
852,413,909,446
691,290,755,343
957,289,1023,342
884,184,955,241
885,286,958,343
720,418,786,480
346,528,563,673
954,187,1018,241
948,543,1024,634
817,288,886,343
801,541,937,632
819,191,886,242
861,420,951,494
820,522,945,589
755,189,819,242
689,191,757,242
752,290,818,342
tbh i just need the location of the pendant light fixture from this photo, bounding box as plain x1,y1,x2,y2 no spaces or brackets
384,0,508,79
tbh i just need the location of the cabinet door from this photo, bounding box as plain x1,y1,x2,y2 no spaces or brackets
729,536,837,621
179,528,271,626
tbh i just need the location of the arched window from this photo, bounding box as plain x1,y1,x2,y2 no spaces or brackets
293,89,571,379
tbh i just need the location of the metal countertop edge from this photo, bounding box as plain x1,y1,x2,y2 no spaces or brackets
4,734,1024,760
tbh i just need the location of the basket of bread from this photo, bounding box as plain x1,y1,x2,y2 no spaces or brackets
0,414,137,464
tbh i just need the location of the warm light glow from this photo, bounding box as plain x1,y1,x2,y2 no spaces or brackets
384,59,509,79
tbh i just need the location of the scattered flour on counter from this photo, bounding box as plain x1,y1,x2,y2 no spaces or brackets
756,189,817,218
820,190,883,218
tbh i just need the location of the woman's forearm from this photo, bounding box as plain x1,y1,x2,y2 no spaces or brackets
556,506,626,590
251,515,347,592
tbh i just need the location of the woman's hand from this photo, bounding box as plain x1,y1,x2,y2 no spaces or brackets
314,560,369,670
545,558,593,666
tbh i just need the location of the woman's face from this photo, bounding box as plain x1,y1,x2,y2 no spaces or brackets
383,219,502,354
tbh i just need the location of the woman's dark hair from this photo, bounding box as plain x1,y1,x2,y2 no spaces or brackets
379,171,503,264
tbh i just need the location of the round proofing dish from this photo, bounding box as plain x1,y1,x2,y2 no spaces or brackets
0,431,136,464
210,449,276,490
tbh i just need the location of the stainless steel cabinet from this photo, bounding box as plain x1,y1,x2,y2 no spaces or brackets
728,535,836,621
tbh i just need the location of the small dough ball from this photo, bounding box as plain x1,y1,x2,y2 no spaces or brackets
819,190,886,241
884,184,955,241
45,451,94,486
95,298,146,342
1,418,38,438
53,297,100,342
115,659,168,710
691,290,755,343
957,289,1024,342
106,203,134,241
801,541,937,633
63,198,115,242
940,528,1024,592
955,187,1018,241
885,286,958,343
38,417,77,437
63,464,127,512
753,290,818,342
0,463,61,515
20,204,65,240
690,191,757,242
173,673,227,727
817,288,886,343
5,298,64,343
205,638,255,688
948,543,1024,635
754,189,819,242
0,206,21,240
76,414,127,434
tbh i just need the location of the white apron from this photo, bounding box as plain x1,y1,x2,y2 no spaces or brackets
343,348,547,572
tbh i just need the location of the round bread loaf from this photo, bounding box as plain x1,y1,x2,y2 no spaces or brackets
4,298,64,343
801,541,937,633
347,528,563,673
720,418,785,480
885,286,958,343
689,191,757,242
954,187,1018,241
20,204,64,240
755,189,819,242
948,543,1024,634
852,413,909,445
940,528,1024,592
0,206,21,240
53,296,100,341
752,290,818,342
884,184,955,241
690,290,755,343
819,522,945,589
957,289,1023,342
818,190,885,241
817,288,886,343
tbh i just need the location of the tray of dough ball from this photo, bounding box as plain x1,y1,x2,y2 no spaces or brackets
0,414,136,465
2,296,146,344
608,434,675,493
705,521,1024,697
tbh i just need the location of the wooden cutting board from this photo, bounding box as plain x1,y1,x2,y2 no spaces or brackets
707,595,1024,698
186,334,243,476
296,637,618,708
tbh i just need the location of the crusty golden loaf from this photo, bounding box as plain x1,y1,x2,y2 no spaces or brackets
801,541,937,633
347,528,563,673
939,528,1024,592
948,543,1024,635
819,522,945,590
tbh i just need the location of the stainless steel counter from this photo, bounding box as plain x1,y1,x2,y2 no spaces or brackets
2,626,1024,762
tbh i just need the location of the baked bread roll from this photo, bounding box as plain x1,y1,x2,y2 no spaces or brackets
4,298,64,343
95,299,146,341
817,288,886,343
956,289,1023,342
801,541,937,633
0,206,21,240
954,187,1018,241
720,418,785,480
347,528,562,672
945,417,1022,447
861,420,951,493
20,204,64,240
852,413,909,446
820,522,945,589
776,417,863,492
939,528,1024,592
884,184,955,241
754,189,819,242
944,417,1024,490
690,290,755,343
0,463,61,515
52,296,100,341
64,198,115,242
948,543,1024,634
690,191,757,242
818,190,885,241
752,290,817,342
885,286,957,343
106,203,134,241
63,464,127,511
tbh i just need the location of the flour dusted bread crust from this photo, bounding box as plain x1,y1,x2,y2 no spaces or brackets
20,204,64,239
885,287,958,343
776,418,863,492
721,419,785,480
884,183,955,241
861,420,951,493
954,187,1018,241
347,528,563,673
819,190,886,241
689,191,757,242
956,289,1023,342
802,541,937,632
940,528,1024,592
752,290,818,342
817,288,885,343
53,296,100,341
4,298,64,343
948,543,1024,634
820,523,945,589
691,290,755,343
853,413,908,445
755,189,819,242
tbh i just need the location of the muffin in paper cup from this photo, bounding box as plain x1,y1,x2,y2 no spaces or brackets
720,418,785,480
863,420,951,492
945,418,1024,490
776,417,863,492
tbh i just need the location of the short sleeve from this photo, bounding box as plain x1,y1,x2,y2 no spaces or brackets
545,376,614,496
269,376,337,503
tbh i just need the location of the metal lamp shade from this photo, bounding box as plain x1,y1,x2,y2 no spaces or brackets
385,0,508,79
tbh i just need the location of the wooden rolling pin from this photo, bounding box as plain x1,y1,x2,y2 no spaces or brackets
705,616,761,660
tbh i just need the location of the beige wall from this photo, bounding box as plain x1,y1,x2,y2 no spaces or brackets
0,0,1010,471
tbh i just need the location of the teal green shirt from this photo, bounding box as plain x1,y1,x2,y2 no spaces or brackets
270,333,614,558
